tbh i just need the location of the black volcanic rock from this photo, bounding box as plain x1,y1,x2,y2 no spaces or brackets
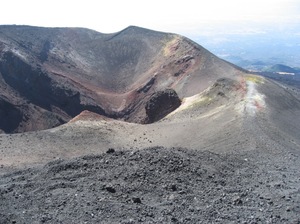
0,99,22,133
145,89,181,123
1,147,299,223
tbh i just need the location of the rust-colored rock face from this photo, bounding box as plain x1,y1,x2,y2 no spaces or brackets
0,25,246,133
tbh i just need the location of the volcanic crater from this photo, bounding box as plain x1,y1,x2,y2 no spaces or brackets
0,25,245,133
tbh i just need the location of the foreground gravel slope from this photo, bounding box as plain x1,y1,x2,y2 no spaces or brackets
1,147,299,224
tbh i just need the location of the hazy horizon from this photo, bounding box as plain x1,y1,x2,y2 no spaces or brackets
1,0,299,38
2,0,300,69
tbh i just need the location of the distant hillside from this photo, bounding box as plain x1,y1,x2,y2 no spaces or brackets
255,64,300,91
263,64,300,74
195,31,300,71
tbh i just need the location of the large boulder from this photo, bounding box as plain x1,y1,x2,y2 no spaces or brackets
145,89,181,123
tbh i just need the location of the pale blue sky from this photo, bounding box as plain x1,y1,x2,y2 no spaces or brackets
1,0,299,37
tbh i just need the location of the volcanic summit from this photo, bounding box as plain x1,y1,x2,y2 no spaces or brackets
0,26,299,223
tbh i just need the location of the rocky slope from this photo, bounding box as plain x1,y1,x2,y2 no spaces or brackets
1,147,299,223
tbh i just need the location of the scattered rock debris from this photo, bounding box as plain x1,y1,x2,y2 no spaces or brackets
0,147,299,223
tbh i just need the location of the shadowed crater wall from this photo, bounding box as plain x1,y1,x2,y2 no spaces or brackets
145,89,181,123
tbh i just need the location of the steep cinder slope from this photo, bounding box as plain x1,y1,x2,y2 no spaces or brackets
0,25,246,133
0,75,299,223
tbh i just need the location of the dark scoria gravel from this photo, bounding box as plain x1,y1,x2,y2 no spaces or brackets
0,147,299,223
